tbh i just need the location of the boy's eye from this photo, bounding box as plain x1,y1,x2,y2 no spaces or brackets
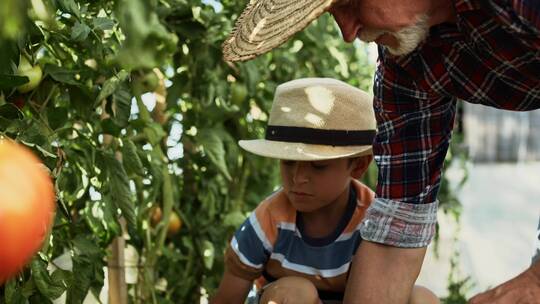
311,163,328,170
282,160,296,166
332,0,352,8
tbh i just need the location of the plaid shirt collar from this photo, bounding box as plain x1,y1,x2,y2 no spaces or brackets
454,0,483,12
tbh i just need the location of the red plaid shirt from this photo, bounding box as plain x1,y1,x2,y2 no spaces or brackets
360,0,540,247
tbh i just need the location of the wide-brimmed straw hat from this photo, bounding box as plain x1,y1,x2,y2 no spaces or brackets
222,0,339,62
239,78,376,161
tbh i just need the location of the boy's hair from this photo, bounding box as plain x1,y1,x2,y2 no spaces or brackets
347,155,373,168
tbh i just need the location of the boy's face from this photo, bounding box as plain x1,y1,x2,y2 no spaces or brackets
279,157,371,213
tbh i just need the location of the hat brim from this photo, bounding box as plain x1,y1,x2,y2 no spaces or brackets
239,139,372,161
223,0,338,62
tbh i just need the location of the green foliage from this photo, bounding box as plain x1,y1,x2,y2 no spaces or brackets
440,238,474,304
0,0,467,303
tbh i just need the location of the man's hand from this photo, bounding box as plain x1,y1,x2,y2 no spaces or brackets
469,262,540,304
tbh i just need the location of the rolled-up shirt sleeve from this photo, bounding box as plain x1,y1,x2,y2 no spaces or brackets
360,56,457,248
225,212,272,280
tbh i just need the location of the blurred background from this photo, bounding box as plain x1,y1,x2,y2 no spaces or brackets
0,0,538,303
417,104,540,298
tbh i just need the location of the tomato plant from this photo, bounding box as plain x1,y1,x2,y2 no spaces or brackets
230,82,248,106
0,0,467,303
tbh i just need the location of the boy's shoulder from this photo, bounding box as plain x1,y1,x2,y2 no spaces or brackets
253,188,296,224
238,189,295,247
340,179,375,235
351,179,375,209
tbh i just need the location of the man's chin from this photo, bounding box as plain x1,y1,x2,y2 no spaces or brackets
361,14,430,57
383,42,422,56
358,35,421,56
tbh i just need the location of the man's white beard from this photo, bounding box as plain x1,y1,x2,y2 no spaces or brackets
358,14,430,56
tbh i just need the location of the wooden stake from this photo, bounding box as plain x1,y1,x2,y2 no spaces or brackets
108,219,128,304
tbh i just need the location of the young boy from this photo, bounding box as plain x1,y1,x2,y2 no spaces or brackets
211,78,439,304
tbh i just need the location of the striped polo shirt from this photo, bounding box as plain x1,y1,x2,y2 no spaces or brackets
225,179,374,299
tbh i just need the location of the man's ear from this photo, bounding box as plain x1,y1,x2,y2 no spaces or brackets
350,155,373,179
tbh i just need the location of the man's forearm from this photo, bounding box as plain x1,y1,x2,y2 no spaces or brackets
344,240,427,304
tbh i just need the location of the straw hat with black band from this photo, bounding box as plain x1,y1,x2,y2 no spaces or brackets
239,78,376,161
222,0,340,62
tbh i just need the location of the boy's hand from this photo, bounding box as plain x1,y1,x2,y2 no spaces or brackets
210,271,253,304
469,262,540,304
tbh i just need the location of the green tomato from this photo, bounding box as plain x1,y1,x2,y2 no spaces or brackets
230,82,248,105
17,57,43,93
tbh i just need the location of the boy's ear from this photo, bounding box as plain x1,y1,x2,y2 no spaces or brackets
350,155,373,179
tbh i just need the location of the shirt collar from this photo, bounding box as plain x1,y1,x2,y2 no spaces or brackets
453,0,483,13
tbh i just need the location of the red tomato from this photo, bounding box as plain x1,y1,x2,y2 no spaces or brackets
0,140,55,284
10,94,26,110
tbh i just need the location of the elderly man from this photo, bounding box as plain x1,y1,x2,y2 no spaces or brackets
222,0,540,303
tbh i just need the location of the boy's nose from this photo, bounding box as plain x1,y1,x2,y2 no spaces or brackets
292,163,310,184
329,9,360,43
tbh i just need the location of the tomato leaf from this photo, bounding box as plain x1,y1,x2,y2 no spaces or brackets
44,64,79,85
122,139,145,176
73,236,102,258
4,279,27,304
103,153,137,229
143,122,167,145
112,85,131,127
197,128,232,181
46,107,68,131
71,21,91,41
68,85,93,117
101,118,122,137
31,259,66,300
19,278,37,299
0,74,28,90
92,17,115,31
95,70,129,103
0,43,19,75
66,258,92,304
0,103,23,120
54,0,81,19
